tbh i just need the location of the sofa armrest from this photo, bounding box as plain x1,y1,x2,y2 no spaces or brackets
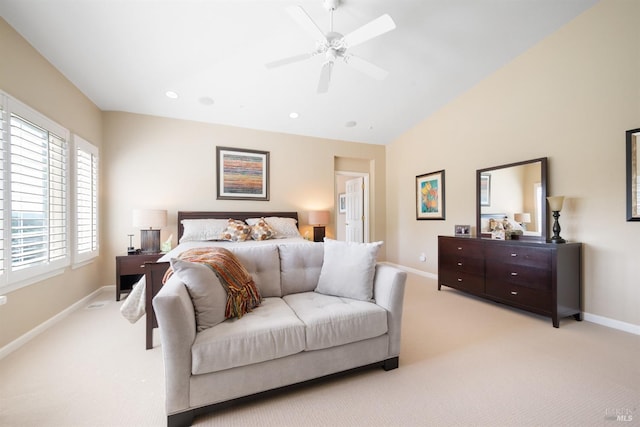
372,263,407,358
152,275,196,414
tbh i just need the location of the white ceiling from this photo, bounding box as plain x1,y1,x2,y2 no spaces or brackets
0,0,598,145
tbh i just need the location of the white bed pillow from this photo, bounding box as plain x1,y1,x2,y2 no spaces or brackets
315,238,383,302
170,258,227,332
180,219,229,243
247,217,300,239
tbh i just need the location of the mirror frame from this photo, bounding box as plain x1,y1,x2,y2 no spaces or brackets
476,157,548,241
626,128,640,221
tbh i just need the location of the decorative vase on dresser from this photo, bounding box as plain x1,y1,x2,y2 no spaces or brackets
438,235,582,328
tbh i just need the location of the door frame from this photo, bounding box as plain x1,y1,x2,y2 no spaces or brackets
335,171,370,243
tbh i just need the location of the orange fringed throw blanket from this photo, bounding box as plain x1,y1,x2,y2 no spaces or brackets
163,247,262,319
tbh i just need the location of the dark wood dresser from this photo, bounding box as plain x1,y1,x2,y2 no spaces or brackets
438,235,582,327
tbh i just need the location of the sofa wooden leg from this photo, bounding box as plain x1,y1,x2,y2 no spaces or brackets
383,357,399,371
168,410,194,427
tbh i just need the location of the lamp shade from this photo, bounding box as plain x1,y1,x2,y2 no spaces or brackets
514,213,531,224
547,196,565,212
308,210,330,226
132,209,167,229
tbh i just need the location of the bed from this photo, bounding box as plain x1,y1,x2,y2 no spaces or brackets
120,211,304,349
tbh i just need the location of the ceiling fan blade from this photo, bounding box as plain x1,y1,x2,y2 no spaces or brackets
286,5,327,42
266,53,314,69
317,61,334,94
343,54,388,80
342,14,396,49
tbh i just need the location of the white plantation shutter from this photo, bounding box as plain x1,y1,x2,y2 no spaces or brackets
0,101,5,280
0,92,71,290
9,114,68,274
75,136,99,262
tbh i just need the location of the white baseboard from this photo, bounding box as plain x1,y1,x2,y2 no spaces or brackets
381,261,438,280
0,285,115,360
582,312,640,335
383,262,639,336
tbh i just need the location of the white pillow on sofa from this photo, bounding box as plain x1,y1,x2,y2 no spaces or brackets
170,258,227,332
314,238,382,302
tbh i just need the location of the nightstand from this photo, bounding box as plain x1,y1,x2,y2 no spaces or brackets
115,253,163,301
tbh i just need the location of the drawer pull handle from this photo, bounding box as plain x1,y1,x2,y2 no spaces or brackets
510,291,518,295
457,247,463,250
457,262,463,266
511,253,517,257
140,264,146,268
510,272,518,276
457,278,463,282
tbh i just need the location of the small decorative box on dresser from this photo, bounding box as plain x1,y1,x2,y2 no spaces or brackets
438,236,582,328
115,253,163,301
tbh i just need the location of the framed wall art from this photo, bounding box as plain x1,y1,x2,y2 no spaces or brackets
626,128,640,221
416,169,445,220
338,193,346,213
216,146,270,200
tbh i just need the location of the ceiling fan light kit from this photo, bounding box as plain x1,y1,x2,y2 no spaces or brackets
266,0,396,94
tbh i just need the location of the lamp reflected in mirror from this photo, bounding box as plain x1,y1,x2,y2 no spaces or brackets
514,212,531,231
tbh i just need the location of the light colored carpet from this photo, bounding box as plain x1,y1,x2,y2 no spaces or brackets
0,274,638,427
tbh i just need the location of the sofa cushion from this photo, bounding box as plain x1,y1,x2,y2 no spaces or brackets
315,238,383,302
278,242,324,295
229,245,282,297
191,297,306,375
283,292,388,351
170,258,228,332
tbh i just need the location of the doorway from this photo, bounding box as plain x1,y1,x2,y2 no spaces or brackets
335,171,370,243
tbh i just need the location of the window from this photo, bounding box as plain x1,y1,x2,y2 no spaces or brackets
74,136,99,263
0,91,98,291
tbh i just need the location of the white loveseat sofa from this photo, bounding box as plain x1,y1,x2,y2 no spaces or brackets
153,240,407,427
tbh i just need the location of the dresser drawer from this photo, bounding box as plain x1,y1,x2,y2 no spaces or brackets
440,256,484,275
485,281,551,312
439,237,484,259
439,269,484,294
487,245,550,268
485,261,550,291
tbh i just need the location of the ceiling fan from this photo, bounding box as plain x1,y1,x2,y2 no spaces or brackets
266,0,396,94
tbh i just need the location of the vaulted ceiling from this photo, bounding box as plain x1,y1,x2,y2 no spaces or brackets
0,0,598,144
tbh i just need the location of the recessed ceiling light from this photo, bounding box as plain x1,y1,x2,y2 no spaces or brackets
345,121,357,128
289,112,299,119
165,91,179,99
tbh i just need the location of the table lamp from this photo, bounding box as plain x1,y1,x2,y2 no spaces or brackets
547,196,565,243
133,209,167,253
514,212,531,231
308,210,330,242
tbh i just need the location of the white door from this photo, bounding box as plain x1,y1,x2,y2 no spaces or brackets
345,177,364,243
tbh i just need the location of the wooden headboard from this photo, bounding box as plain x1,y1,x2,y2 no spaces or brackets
177,211,299,240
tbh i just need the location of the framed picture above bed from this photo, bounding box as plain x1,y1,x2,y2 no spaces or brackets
216,146,270,200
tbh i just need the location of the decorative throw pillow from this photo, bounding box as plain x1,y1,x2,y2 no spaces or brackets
315,238,383,301
247,217,300,239
250,218,275,241
220,219,251,242
170,258,227,332
179,219,229,243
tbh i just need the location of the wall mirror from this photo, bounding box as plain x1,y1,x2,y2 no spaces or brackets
476,157,548,240
626,128,640,221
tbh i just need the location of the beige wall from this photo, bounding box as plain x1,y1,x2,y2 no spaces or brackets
101,112,386,285
386,0,640,327
0,18,103,348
